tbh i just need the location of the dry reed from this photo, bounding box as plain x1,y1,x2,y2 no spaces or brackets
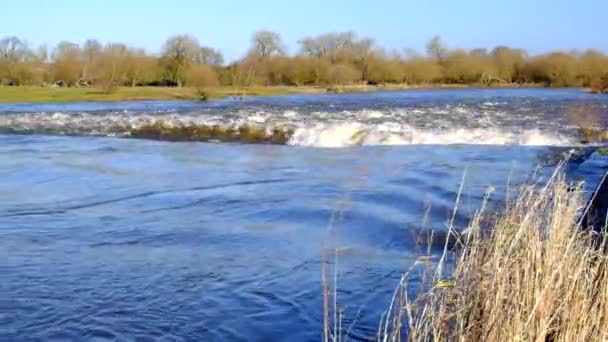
379,167,608,341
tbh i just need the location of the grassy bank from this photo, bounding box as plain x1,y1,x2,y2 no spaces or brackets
389,170,608,341
0,83,542,103
0,85,329,103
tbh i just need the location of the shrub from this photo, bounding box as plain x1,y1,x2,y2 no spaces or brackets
185,64,219,88
323,63,361,85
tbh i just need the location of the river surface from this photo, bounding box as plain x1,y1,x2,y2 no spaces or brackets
1,89,607,341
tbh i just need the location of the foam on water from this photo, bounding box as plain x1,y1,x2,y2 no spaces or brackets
0,103,581,147
287,123,572,147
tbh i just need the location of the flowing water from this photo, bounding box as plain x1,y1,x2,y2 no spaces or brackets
1,89,607,341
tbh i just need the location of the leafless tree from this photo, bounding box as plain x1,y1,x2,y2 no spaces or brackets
195,47,224,65
426,36,448,63
250,30,285,58
51,41,83,86
161,34,200,86
0,36,31,63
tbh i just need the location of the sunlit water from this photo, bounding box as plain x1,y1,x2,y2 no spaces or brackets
1,89,607,341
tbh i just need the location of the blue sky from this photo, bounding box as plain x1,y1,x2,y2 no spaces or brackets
2,0,606,61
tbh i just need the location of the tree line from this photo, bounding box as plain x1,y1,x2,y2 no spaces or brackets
1,31,608,92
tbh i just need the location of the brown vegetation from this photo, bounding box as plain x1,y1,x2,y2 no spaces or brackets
321,166,608,341
129,122,292,144
2,32,608,90
567,104,608,143
376,167,608,341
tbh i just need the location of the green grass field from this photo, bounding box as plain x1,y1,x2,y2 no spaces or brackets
0,84,473,103
0,85,335,103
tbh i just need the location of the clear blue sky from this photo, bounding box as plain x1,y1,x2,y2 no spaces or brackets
2,0,606,61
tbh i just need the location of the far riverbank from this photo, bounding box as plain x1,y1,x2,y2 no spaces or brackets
0,83,548,103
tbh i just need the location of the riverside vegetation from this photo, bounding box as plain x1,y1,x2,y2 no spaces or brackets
1,32,608,102
323,165,608,341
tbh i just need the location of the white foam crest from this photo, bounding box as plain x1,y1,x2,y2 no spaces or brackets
356,109,385,119
0,110,577,148
482,101,505,107
287,123,573,148
0,112,223,135
282,110,299,119
247,112,269,124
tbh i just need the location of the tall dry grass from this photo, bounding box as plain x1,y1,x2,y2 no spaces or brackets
374,168,608,341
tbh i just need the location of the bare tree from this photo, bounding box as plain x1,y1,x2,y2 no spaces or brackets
161,34,200,87
250,30,285,58
491,46,526,83
1,30,608,90
426,36,448,63
101,43,130,87
0,37,45,85
195,47,224,65
350,37,375,80
51,41,83,86
35,44,49,63
83,39,102,64
298,32,355,63
125,48,158,87
0,36,31,63
82,39,103,84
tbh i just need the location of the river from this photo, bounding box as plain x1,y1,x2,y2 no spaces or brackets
1,88,607,341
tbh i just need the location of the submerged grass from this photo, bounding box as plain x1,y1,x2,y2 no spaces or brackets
325,164,608,341
129,122,293,144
